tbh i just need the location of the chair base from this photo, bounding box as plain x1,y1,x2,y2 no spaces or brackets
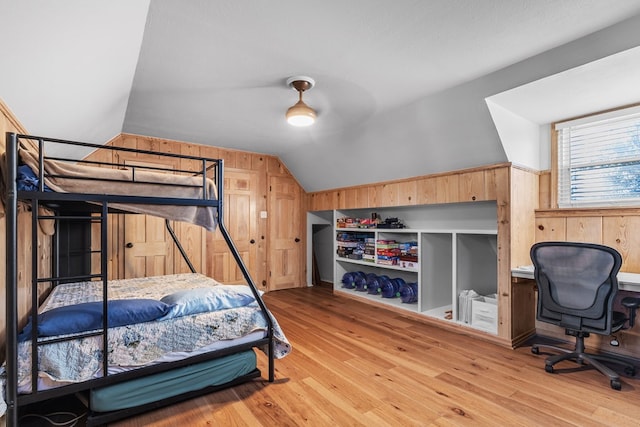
532,338,636,390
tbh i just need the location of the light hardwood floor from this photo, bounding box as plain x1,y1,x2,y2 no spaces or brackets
113,285,640,426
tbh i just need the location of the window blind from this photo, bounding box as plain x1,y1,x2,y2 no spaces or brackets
556,106,640,208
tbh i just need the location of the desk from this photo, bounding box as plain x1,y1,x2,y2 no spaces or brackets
512,265,640,292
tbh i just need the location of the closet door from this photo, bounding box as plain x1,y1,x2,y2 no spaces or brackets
268,175,304,290
123,214,174,278
207,169,262,286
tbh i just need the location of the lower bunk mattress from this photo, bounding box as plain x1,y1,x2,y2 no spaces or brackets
89,350,257,413
7,273,291,394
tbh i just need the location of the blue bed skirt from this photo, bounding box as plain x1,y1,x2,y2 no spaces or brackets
90,350,257,412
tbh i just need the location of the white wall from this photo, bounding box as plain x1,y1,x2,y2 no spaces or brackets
287,14,640,190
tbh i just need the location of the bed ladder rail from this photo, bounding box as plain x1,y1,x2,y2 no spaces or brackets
165,219,196,273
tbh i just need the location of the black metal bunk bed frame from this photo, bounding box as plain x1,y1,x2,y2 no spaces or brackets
3,132,275,426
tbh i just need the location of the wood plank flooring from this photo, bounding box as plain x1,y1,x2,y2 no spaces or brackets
113,285,640,426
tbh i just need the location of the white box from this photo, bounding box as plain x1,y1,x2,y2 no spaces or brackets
471,296,497,333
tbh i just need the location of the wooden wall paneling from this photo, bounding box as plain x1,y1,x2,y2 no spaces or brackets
459,170,485,201
509,167,538,268
435,174,459,203
483,168,498,201
236,151,252,170
380,182,399,207
416,176,437,205
507,167,538,344
267,156,285,175
603,216,640,272
492,166,512,341
1,98,37,362
346,186,369,209
565,216,602,243
252,153,268,289
219,148,237,169
311,192,328,211
328,190,341,210
397,180,417,206
317,191,335,210
308,193,318,211
251,153,266,172
137,136,179,159
368,185,384,207
538,171,551,209
199,144,221,164
535,216,566,241
342,188,356,209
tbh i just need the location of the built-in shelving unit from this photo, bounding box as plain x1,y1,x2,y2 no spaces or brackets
334,202,498,335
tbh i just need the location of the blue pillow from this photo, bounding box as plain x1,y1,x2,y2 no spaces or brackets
17,165,52,192
159,285,261,320
18,299,171,341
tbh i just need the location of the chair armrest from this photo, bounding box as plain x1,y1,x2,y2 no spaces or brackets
621,297,640,327
622,297,640,309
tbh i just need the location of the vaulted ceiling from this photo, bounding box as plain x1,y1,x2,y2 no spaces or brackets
3,1,640,191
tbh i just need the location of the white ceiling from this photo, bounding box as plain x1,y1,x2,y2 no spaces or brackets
3,0,640,192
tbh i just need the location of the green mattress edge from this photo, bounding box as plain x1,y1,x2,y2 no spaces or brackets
90,350,257,413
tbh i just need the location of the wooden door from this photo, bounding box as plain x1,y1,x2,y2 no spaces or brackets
208,169,263,286
120,158,177,279
268,175,304,290
123,214,174,278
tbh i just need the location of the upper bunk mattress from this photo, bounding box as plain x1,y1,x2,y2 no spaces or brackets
13,137,219,231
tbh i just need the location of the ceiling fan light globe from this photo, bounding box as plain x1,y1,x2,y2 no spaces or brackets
286,101,316,127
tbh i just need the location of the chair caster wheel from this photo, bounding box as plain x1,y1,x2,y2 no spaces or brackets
545,364,554,373
610,379,621,390
624,366,636,376
531,347,539,355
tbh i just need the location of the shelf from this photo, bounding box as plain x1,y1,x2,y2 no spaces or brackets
337,257,418,272
334,204,498,336
335,287,419,314
421,304,453,320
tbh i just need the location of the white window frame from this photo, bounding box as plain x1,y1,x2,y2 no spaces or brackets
554,104,640,208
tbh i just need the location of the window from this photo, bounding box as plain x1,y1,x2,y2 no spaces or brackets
555,105,640,208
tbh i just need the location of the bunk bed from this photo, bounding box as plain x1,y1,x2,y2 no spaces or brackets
1,133,291,426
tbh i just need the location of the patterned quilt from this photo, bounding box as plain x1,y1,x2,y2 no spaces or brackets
14,273,291,391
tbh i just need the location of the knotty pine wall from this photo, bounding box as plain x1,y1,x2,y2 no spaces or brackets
88,133,301,288
0,100,52,363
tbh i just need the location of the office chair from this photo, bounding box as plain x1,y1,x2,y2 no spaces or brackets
530,241,640,390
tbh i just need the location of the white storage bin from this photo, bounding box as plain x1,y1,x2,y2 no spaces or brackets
471,294,497,333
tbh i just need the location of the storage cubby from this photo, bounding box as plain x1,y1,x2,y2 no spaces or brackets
420,233,452,319
333,202,499,335
456,233,498,333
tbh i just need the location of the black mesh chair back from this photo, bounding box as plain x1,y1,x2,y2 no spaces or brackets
532,242,621,335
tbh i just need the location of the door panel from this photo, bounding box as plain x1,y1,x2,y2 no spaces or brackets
268,175,303,290
124,214,174,278
207,169,262,286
